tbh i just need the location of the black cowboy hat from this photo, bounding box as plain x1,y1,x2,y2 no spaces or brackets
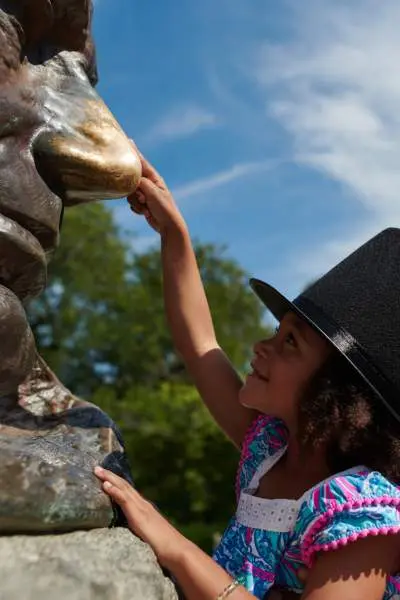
250,227,400,423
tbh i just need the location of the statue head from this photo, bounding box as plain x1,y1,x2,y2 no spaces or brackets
0,0,141,392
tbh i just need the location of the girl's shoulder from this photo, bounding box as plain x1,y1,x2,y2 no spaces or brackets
294,468,400,568
236,414,288,498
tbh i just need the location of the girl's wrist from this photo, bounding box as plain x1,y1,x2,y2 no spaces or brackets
160,532,194,571
160,215,188,240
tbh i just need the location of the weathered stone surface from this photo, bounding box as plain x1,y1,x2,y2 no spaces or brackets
0,432,114,532
0,356,132,533
0,528,179,600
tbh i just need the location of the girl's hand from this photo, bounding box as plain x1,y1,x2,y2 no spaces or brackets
128,149,186,235
94,466,187,567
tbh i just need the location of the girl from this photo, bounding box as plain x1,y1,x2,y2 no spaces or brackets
95,152,400,600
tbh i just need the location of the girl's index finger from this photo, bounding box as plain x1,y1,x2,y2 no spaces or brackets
94,466,131,490
94,465,114,480
129,139,165,186
129,138,140,153
138,154,165,187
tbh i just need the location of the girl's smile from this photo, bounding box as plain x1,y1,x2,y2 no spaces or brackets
248,361,269,382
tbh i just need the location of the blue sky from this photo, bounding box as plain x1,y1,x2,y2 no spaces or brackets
93,0,400,301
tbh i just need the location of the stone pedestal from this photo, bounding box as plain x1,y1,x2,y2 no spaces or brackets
0,528,178,600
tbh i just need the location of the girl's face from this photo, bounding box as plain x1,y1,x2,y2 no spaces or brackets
239,312,331,428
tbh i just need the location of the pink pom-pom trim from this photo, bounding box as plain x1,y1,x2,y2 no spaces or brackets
301,496,400,567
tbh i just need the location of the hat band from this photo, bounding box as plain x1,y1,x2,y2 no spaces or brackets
293,295,400,424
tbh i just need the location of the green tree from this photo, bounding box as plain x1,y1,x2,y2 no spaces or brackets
28,204,270,395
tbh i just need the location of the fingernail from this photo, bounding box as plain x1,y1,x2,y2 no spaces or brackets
103,481,112,490
94,466,104,475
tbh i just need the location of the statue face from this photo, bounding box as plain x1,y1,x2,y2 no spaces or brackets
0,0,141,302
0,5,134,533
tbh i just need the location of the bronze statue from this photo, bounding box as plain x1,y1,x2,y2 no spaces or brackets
0,0,141,532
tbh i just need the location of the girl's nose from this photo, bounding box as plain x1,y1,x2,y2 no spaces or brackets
253,338,273,357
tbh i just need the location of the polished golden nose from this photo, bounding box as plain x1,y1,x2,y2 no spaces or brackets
34,94,142,205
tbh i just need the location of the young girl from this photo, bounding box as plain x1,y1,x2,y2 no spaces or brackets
95,152,400,600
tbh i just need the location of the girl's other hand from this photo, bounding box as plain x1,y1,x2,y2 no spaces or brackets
94,466,187,567
128,149,186,236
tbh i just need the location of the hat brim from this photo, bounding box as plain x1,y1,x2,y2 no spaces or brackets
250,277,354,355
250,278,297,323
250,278,325,338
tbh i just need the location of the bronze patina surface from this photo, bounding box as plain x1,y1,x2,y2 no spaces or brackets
0,0,140,532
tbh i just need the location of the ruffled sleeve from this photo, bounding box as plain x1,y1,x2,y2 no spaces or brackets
296,469,400,568
235,414,288,499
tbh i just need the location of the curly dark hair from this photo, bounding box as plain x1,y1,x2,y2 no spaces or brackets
298,352,400,484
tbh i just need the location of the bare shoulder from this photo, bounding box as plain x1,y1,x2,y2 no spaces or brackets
302,535,400,599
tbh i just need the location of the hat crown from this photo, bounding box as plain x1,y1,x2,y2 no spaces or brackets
301,228,400,395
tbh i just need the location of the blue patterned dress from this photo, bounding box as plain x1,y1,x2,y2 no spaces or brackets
213,415,400,598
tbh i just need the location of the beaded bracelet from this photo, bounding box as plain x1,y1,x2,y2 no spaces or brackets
216,579,241,600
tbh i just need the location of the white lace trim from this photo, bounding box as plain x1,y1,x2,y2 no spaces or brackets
237,492,300,532
236,444,364,532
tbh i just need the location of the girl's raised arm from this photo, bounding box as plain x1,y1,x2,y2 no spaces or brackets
129,153,257,448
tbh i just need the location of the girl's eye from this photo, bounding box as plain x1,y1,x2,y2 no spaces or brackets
285,332,297,347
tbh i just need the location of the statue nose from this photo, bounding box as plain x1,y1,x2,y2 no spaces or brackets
32,84,141,205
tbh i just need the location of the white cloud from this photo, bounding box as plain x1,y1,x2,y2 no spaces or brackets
254,0,400,274
144,105,218,145
173,159,277,201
